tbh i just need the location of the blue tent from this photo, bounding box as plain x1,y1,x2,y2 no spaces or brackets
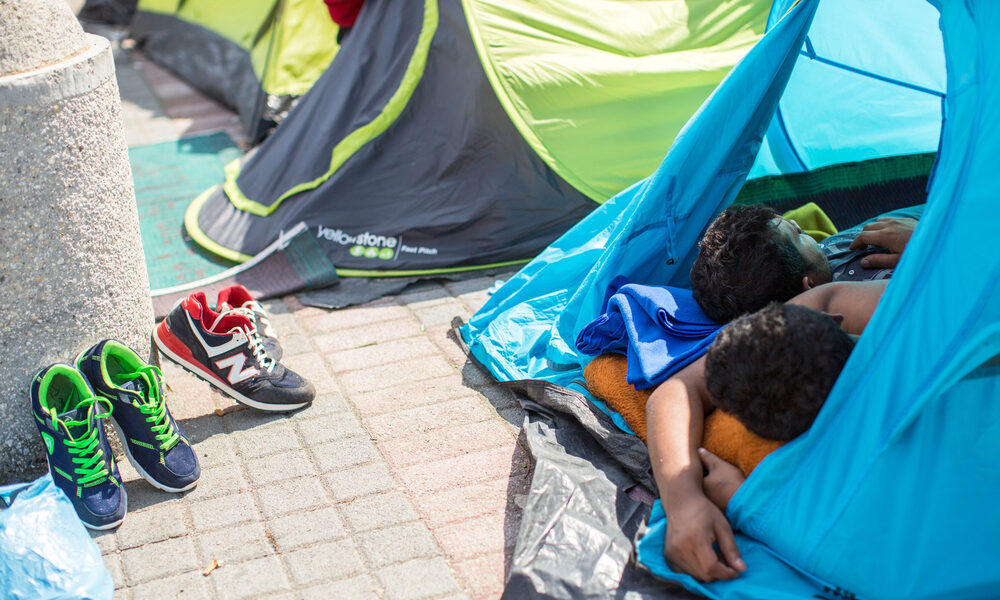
462,0,1000,598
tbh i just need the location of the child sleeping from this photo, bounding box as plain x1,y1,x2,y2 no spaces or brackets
584,302,855,482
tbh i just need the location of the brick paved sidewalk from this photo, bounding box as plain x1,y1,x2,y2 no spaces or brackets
90,25,532,600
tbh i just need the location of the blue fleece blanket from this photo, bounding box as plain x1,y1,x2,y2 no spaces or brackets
576,277,721,389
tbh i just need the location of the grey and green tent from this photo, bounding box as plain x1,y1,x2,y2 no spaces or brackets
186,0,771,277
130,0,339,140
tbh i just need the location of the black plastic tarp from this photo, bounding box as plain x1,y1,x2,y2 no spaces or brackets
496,378,704,599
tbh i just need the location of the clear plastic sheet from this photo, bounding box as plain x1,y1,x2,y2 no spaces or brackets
0,474,113,600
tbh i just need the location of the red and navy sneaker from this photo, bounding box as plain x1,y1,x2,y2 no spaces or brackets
30,364,126,530
215,285,282,361
153,292,314,412
77,340,200,493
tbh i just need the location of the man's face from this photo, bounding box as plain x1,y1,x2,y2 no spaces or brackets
772,217,832,286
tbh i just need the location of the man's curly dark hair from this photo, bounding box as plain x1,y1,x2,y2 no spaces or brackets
704,302,855,441
690,204,808,324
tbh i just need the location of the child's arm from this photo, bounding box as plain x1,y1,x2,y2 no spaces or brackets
646,357,746,582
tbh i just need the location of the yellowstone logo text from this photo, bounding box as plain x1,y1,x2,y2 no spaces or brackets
316,225,439,260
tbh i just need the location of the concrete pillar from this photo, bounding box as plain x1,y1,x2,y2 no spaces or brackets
0,0,154,484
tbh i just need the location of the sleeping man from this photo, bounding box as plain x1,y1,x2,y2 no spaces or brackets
646,203,922,582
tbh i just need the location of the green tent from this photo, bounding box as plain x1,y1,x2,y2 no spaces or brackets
131,0,339,140
187,0,771,278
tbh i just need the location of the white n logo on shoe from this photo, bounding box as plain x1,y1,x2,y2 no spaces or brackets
214,354,259,385
186,312,250,358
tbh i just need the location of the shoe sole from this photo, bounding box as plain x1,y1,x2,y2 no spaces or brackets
74,350,199,494
152,321,310,413
44,454,127,531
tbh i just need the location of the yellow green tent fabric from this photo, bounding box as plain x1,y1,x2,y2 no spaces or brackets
135,0,338,97
462,0,770,202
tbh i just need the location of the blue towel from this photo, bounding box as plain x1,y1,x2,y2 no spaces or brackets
576,277,721,389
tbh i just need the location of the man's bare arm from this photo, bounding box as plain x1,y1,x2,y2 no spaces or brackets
646,356,746,581
789,280,888,335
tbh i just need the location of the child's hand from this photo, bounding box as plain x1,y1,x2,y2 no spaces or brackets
699,448,745,511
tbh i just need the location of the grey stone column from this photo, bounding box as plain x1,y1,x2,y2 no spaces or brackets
0,0,154,484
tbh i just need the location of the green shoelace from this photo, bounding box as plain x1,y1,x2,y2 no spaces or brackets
50,397,113,487
119,365,180,452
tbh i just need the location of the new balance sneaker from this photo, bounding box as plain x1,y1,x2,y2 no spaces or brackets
215,285,282,361
77,340,200,493
153,292,314,412
30,364,126,530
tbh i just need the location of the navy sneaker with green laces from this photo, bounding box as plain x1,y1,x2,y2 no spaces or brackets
30,364,126,530
77,340,200,493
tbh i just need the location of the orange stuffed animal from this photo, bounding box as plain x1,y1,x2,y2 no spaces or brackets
583,354,782,476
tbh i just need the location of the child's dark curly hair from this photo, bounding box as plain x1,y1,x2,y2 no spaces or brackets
704,302,855,441
690,204,808,324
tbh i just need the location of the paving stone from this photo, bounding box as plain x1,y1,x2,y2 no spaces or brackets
103,552,125,589
274,333,314,357
309,436,381,473
451,552,506,600
339,356,456,396
163,377,215,421
357,521,440,568
121,537,199,585
378,420,516,469
298,575,380,600
395,445,529,496
322,462,397,502
425,325,470,368
363,396,493,440
227,418,301,459
112,588,128,600
283,538,365,587
244,448,316,486
188,491,260,532
255,476,329,519
130,570,211,600
410,299,471,329
195,521,273,565
412,475,529,529
312,318,425,354
292,393,351,418
433,512,518,562
324,337,441,373
280,352,339,395
266,505,347,552
90,529,117,554
377,557,462,600
209,555,291,600
181,461,250,502
189,429,239,470
338,491,419,533
121,479,182,513
297,301,412,334
455,290,491,315
350,375,471,416
294,410,367,446
116,501,188,549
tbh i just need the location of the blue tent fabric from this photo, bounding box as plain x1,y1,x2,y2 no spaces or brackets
576,278,719,389
461,0,816,390
464,0,1000,597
